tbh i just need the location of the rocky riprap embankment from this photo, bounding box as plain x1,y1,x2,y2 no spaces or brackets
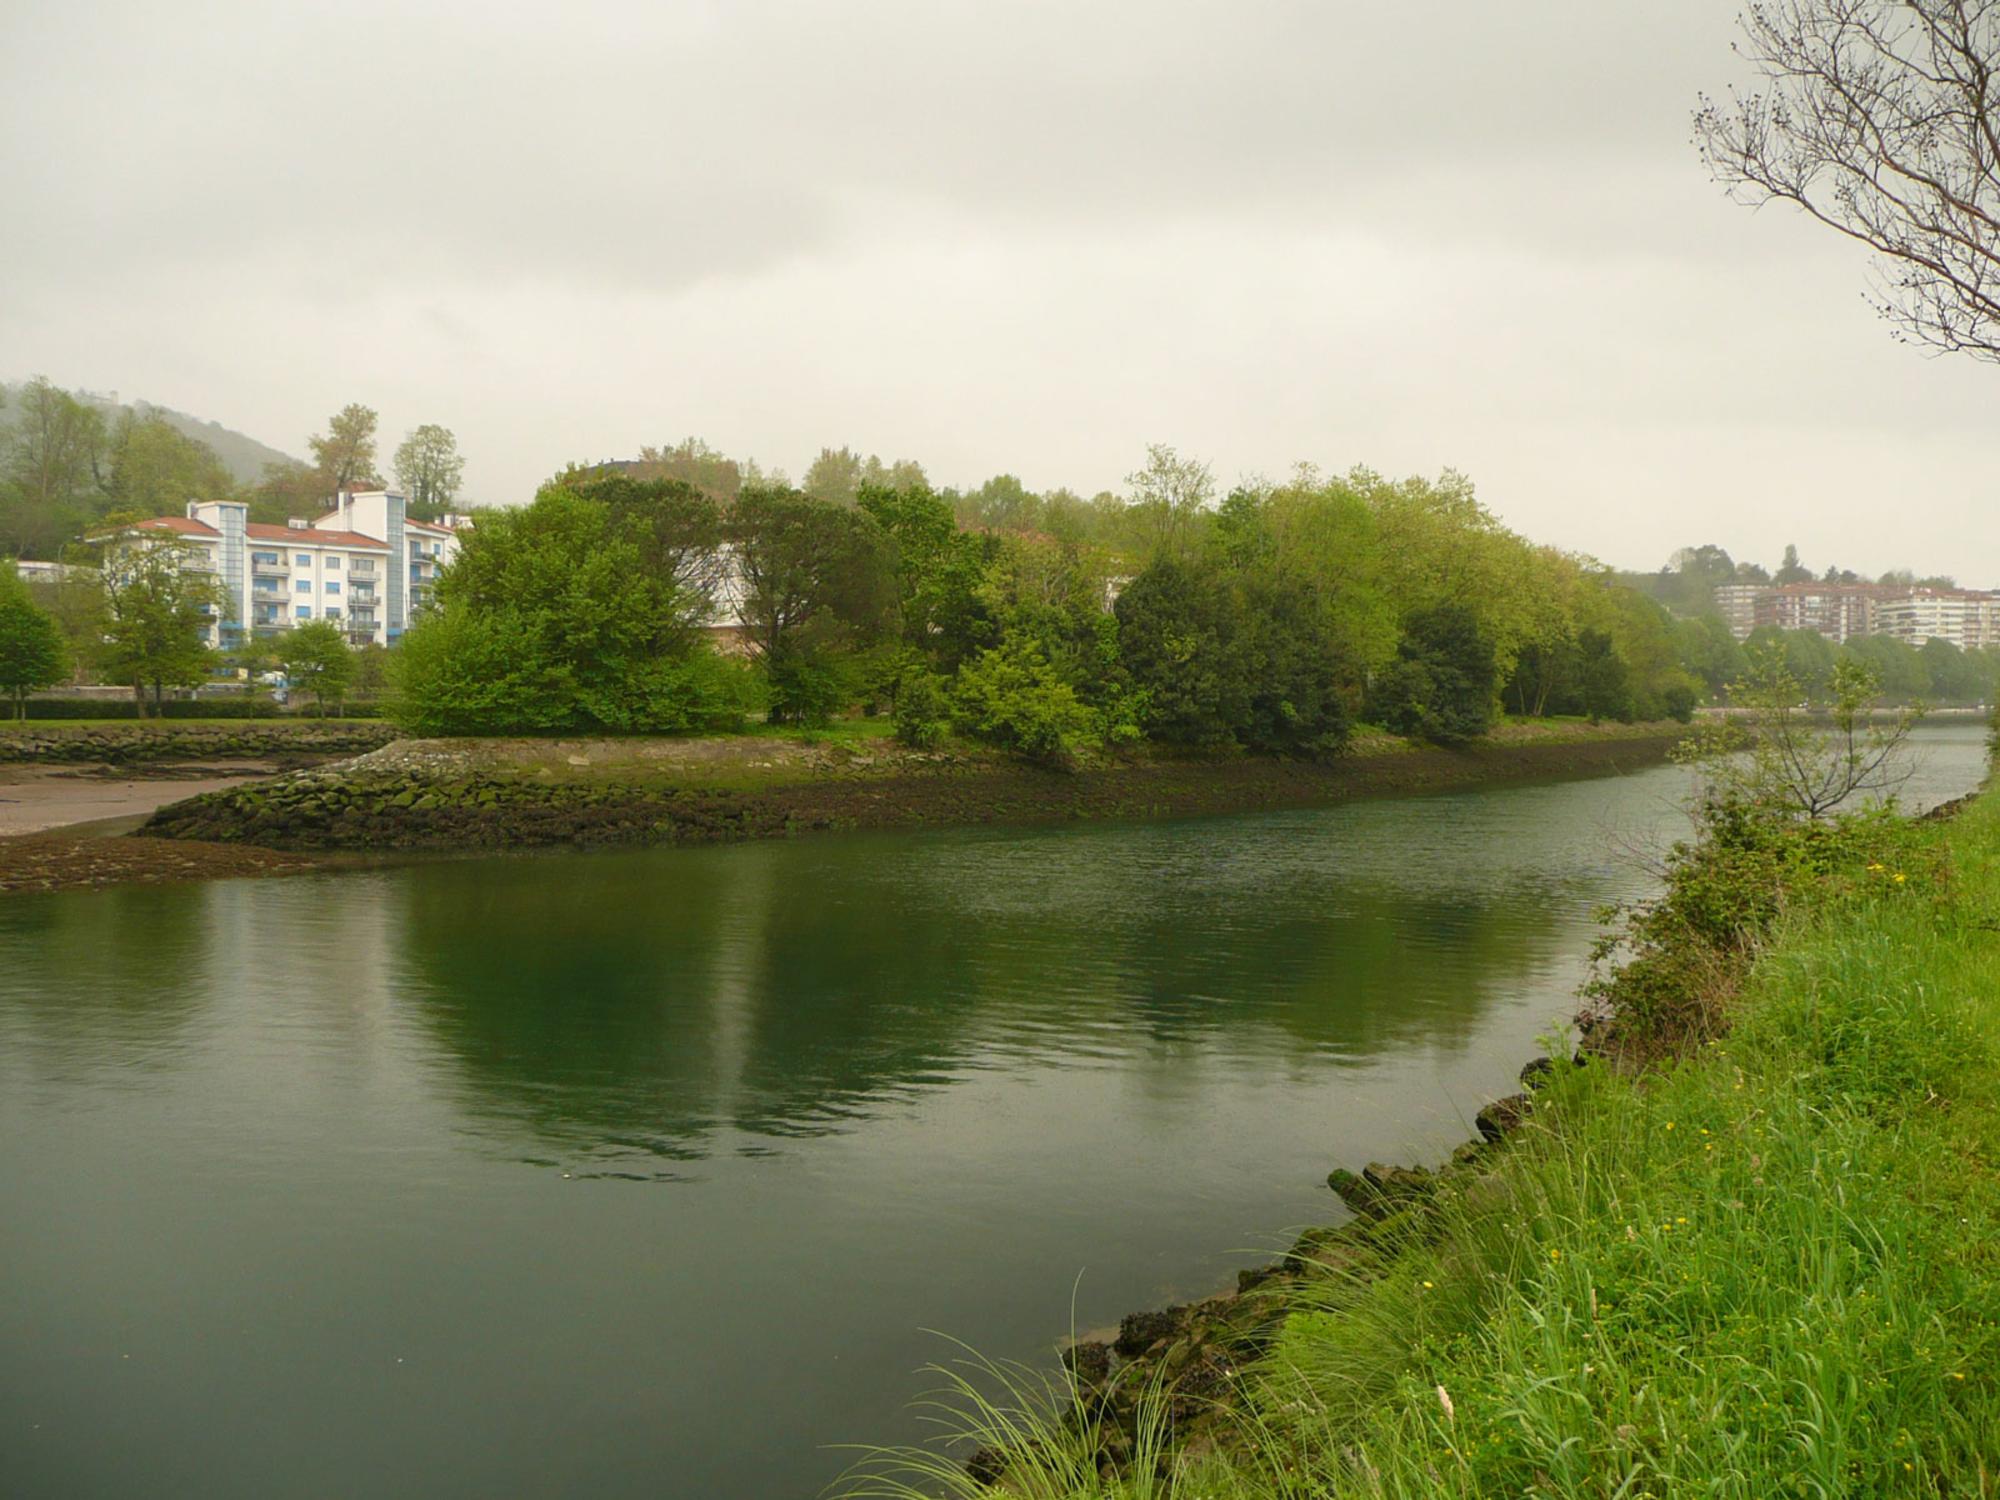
0,722,401,765
968,1059,1558,1486
141,730,1688,855
141,762,806,851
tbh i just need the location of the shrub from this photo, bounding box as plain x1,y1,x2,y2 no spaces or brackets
892,671,952,749
763,647,852,728
1660,675,1700,724
951,637,1100,765
390,610,565,736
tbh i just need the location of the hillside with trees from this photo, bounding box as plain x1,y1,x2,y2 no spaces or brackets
0,379,469,551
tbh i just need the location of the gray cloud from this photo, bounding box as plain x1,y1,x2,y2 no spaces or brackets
3,0,1994,580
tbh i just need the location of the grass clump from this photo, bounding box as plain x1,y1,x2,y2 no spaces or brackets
847,791,2000,1498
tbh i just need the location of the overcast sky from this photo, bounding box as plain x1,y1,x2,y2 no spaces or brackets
3,0,1993,580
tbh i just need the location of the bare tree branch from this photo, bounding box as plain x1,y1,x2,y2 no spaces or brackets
1696,0,2000,360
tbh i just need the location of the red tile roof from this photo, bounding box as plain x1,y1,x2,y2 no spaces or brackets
246,523,388,549
404,518,455,536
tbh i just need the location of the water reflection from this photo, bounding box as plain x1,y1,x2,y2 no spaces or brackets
393,783,1631,1169
0,886,215,1074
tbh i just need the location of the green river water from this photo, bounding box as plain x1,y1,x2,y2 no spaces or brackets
1,725,1987,1498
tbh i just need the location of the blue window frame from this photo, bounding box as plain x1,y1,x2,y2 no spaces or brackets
327,556,340,569
325,606,341,619
295,605,311,619
295,554,310,566
295,580,311,593
326,581,341,594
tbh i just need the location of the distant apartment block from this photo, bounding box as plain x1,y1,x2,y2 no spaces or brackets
1713,580,1999,651
110,489,462,649
1874,588,2000,651
1712,583,1762,640
1754,583,1893,644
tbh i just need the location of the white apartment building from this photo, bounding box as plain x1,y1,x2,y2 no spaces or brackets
1712,583,1763,641
113,489,461,649
1874,589,2000,651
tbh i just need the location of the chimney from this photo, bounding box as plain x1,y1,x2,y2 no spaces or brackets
287,518,309,530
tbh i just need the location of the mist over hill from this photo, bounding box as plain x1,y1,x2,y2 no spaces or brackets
0,381,299,485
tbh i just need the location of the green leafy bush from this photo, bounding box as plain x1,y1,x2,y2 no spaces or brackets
951,637,1100,765
892,671,952,749
763,646,851,728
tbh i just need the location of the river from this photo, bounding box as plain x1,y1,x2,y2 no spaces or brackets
0,724,1986,1498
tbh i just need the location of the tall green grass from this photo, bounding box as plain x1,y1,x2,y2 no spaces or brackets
847,794,2000,1497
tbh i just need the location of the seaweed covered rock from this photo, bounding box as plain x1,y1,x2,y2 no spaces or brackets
1475,1092,1531,1143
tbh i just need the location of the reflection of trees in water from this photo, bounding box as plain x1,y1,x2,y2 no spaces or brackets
0,886,215,1074
397,827,1580,1169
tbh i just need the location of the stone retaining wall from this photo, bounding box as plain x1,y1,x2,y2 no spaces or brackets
0,722,402,765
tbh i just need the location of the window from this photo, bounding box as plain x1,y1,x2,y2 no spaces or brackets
296,580,311,593
296,554,311,566
252,551,279,566
326,607,341,619
296,606,311,619
326,581,341,595
327,556,340,569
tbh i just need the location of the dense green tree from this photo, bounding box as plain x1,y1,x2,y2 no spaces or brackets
394,486,748,735
308,403,382,491
564,472,724,627
1919,637,1988,704
1125,444,1216,560
858,480,992,672
1575,628,1635,723
1672,614,1745,696
100,536,224,715
1745,625,1836,698
1368,603,1496,745
1112,558,1242,744
729,486,893,721
22,563,106,684
1773,543,1812,584
1,378,107,557
1233,574,1354,753
0,572,68,718
102,413,232,517
247,458,330,525
631,437,744,503
393,424,465,521
1840,633,1930,703
801,447,927,509
278,620,356,715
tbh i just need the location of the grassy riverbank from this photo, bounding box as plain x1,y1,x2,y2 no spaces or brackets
854,788,2000,1497
136,719,1686,853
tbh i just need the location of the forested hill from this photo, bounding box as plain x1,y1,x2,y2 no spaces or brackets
0,381,299,485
